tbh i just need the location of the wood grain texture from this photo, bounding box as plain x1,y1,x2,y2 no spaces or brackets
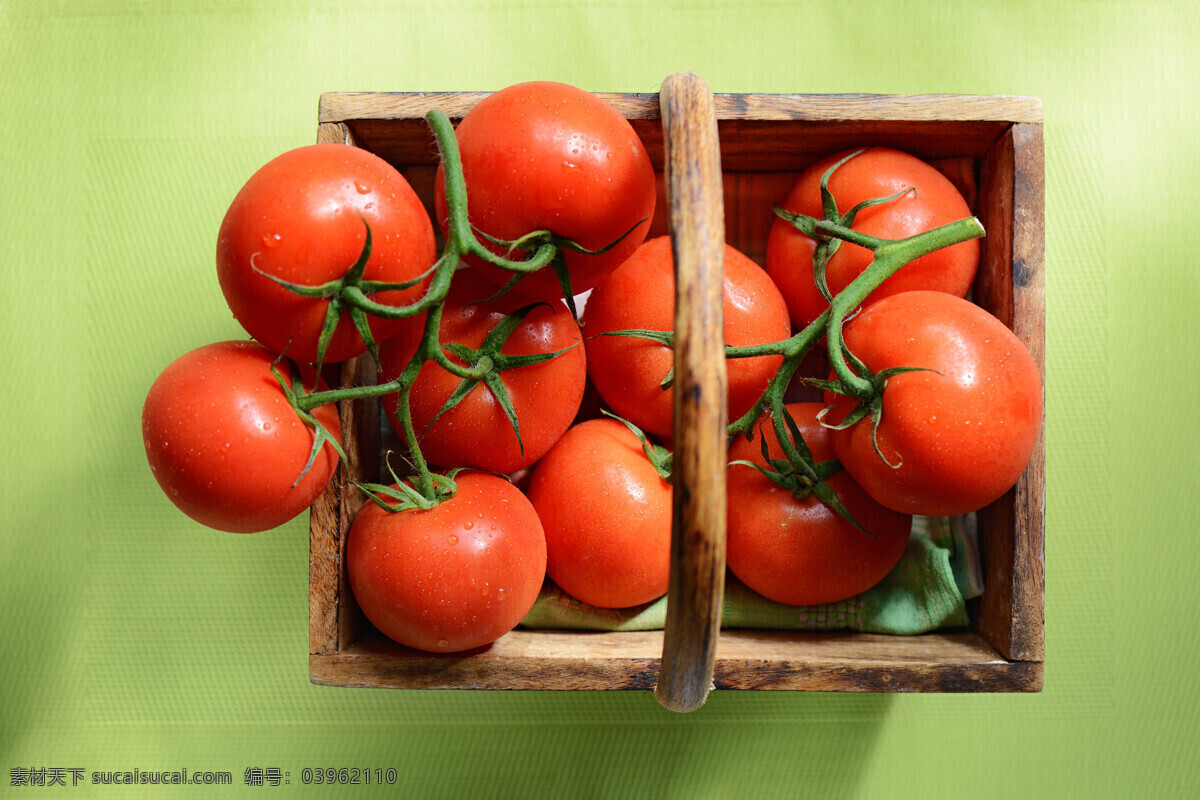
656,72,729,713
316,120,355,146
319,92,1041,173
319,91,1042,124
308,354,377,655
309,629,1040,693
974,124,1046,662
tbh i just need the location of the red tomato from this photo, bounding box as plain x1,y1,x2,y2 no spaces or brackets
378,269,587,474
764,147,978,331
141,340,342,533
581,236,791,440
345,471,547,653
527,418,672,608
433,81,656,302
824,291,1042,516
217,143,437,365
726,403,912,606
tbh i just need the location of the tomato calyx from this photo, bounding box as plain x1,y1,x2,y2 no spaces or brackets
731,405,871,535
353,455,463,513
251,215,439,372
425,301,581,462
471,217,649,318
809,364,935,470
600,410,673,481
773,148,916,304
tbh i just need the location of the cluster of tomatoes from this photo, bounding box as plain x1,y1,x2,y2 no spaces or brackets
142,81,1042,655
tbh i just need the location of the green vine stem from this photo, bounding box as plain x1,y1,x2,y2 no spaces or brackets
823,218,985,399
721,212,984,440
285,108,557,502
284,108,626,505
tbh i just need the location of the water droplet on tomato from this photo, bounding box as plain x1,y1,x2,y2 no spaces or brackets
436,638,448,648
355,181,371,194
448,534,458,545
463,521,473,530
262,232,282,248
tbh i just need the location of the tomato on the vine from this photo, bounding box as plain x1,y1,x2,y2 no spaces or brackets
581,236,791,440
433,81,656,302
823,290,1042,516
346,471,547,653
726,403,912,607
377,269,587,475
765,147,978,331
141,340,342,533
527,418,672,609
217,143,437,365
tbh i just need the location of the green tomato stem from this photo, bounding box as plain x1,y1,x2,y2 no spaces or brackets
825,215,985,398
725,213,984,437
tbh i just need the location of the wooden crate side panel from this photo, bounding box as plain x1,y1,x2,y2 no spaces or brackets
1007,122,1047,662
311,630,665,691
973,124,1046,663
320,91,1039,174
309,630,1041,693
319,91,1042,126
712,630,1042,692
309,122,354,655
309,354,379,655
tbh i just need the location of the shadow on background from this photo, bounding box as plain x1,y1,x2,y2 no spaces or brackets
295,689,896,799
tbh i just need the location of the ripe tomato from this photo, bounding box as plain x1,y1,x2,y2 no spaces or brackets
217,143,437,365
764,147,978,331
377,269,587,474
141,340,342,533
527,418,672,609
433,81,656,302
345,471,547,653
823,291,1042,516
726,403,912,607
581,236,791,440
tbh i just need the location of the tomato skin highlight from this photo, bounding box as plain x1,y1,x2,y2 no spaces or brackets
345,472,547,653
726,403,912,607
765,147,979,331
217,143,437,364
824,291,1043,516
433,81,656,302
141,340,342,533
377,270,587,475
581,236,791,440
527,418,672,609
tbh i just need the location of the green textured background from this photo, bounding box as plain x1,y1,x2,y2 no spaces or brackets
2,0,1196,797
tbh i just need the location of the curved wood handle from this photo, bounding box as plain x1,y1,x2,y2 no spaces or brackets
655,72,728,713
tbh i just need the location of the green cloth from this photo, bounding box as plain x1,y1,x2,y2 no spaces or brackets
521,516,982,635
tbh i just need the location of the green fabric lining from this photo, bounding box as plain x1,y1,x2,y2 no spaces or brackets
520,515,981,635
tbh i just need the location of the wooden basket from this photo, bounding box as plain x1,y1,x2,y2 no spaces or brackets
308,73,1045,711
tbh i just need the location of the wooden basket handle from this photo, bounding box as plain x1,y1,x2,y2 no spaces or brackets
654,72,728,713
